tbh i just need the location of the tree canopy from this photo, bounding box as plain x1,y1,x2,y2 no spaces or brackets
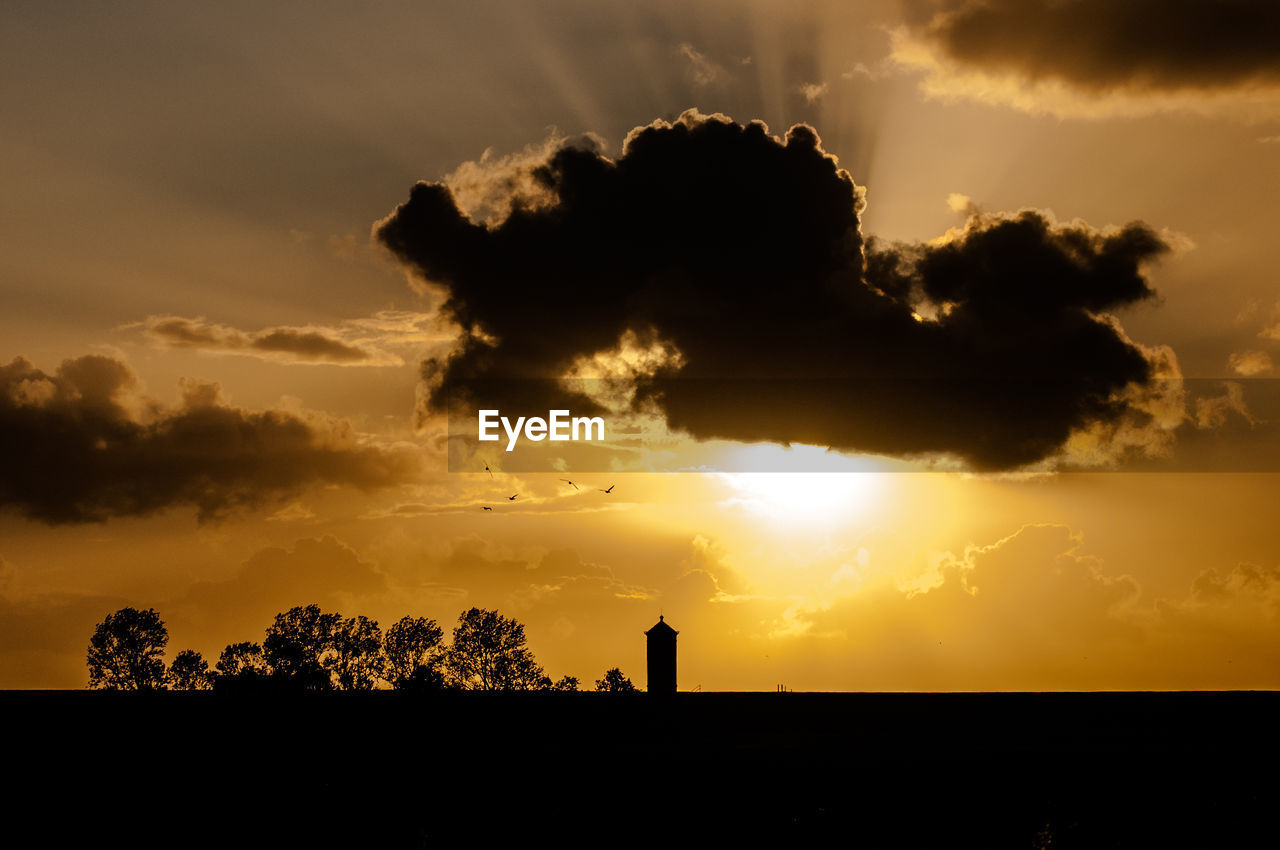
86,607,169,690
329,615,385,691
446,607,545,691
594,667,638,693
168,649,212,690
384,615,445,690
263,604,341,690
216,641,269,679
86,603,598,692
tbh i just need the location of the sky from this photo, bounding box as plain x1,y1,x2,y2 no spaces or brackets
3,0,1280,690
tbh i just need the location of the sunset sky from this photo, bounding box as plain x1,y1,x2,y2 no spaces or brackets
4,0,1280,690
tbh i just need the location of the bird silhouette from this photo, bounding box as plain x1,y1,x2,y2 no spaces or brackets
560,479,579,490
599,484,614,494
508,494,518,501
481,506,493,511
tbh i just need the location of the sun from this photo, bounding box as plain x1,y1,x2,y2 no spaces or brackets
718,444,882,525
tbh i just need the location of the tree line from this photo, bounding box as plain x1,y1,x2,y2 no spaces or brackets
86,604,639,693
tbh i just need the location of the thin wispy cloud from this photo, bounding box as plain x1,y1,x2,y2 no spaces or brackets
130,311,449,367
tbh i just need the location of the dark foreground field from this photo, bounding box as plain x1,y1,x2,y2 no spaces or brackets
7,690,1278,847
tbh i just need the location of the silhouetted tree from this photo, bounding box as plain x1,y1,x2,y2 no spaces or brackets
553,675,580,692
329,615,384,691
399,664,448,691
168,649,212,690
384,615,444,689
263,604,340,690
594,667,637,693
216,641,269,679
86,607,169,690
445,607,545,691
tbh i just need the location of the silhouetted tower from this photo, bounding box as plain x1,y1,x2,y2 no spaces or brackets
645,616,677,695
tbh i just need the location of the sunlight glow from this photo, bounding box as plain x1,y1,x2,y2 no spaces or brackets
719,444,882,524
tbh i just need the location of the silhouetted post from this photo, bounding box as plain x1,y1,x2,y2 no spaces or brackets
645,616,677,695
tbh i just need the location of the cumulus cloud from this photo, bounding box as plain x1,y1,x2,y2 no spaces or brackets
430,538,653,604
0,355,420,524
841,60,893,82
783,521,1280,689
437,132,590,227
1189,562,1280,610
1229,350,1273,377
136,310,446,366
173,536,388,638
797,81,829,104
1192,381,1259,430
771,523,1146,689
1148,561,1280,685
1260,317,1280,341
893,0,1280,118
945,192,978,215
376,110,1171,471
678,43,727,87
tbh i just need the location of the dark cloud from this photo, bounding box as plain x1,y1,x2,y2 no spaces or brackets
904,0,1280,92
250,329,368,362
143,316,372,364
0,355,419,524
376,110,1169,470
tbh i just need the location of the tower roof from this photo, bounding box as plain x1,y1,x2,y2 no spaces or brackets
645,615,678,637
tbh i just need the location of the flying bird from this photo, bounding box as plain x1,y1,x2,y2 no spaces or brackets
508,494,519,501
482,506,493,511
560,479,579,490
599,484,614,494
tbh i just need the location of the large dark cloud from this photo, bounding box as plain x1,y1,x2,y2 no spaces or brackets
376,110,1169,470
0,355,418,523
903,0,1280,92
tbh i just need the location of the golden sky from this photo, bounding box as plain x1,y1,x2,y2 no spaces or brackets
4,0,1280,690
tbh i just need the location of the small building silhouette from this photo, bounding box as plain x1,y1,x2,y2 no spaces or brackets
645,615,678,695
